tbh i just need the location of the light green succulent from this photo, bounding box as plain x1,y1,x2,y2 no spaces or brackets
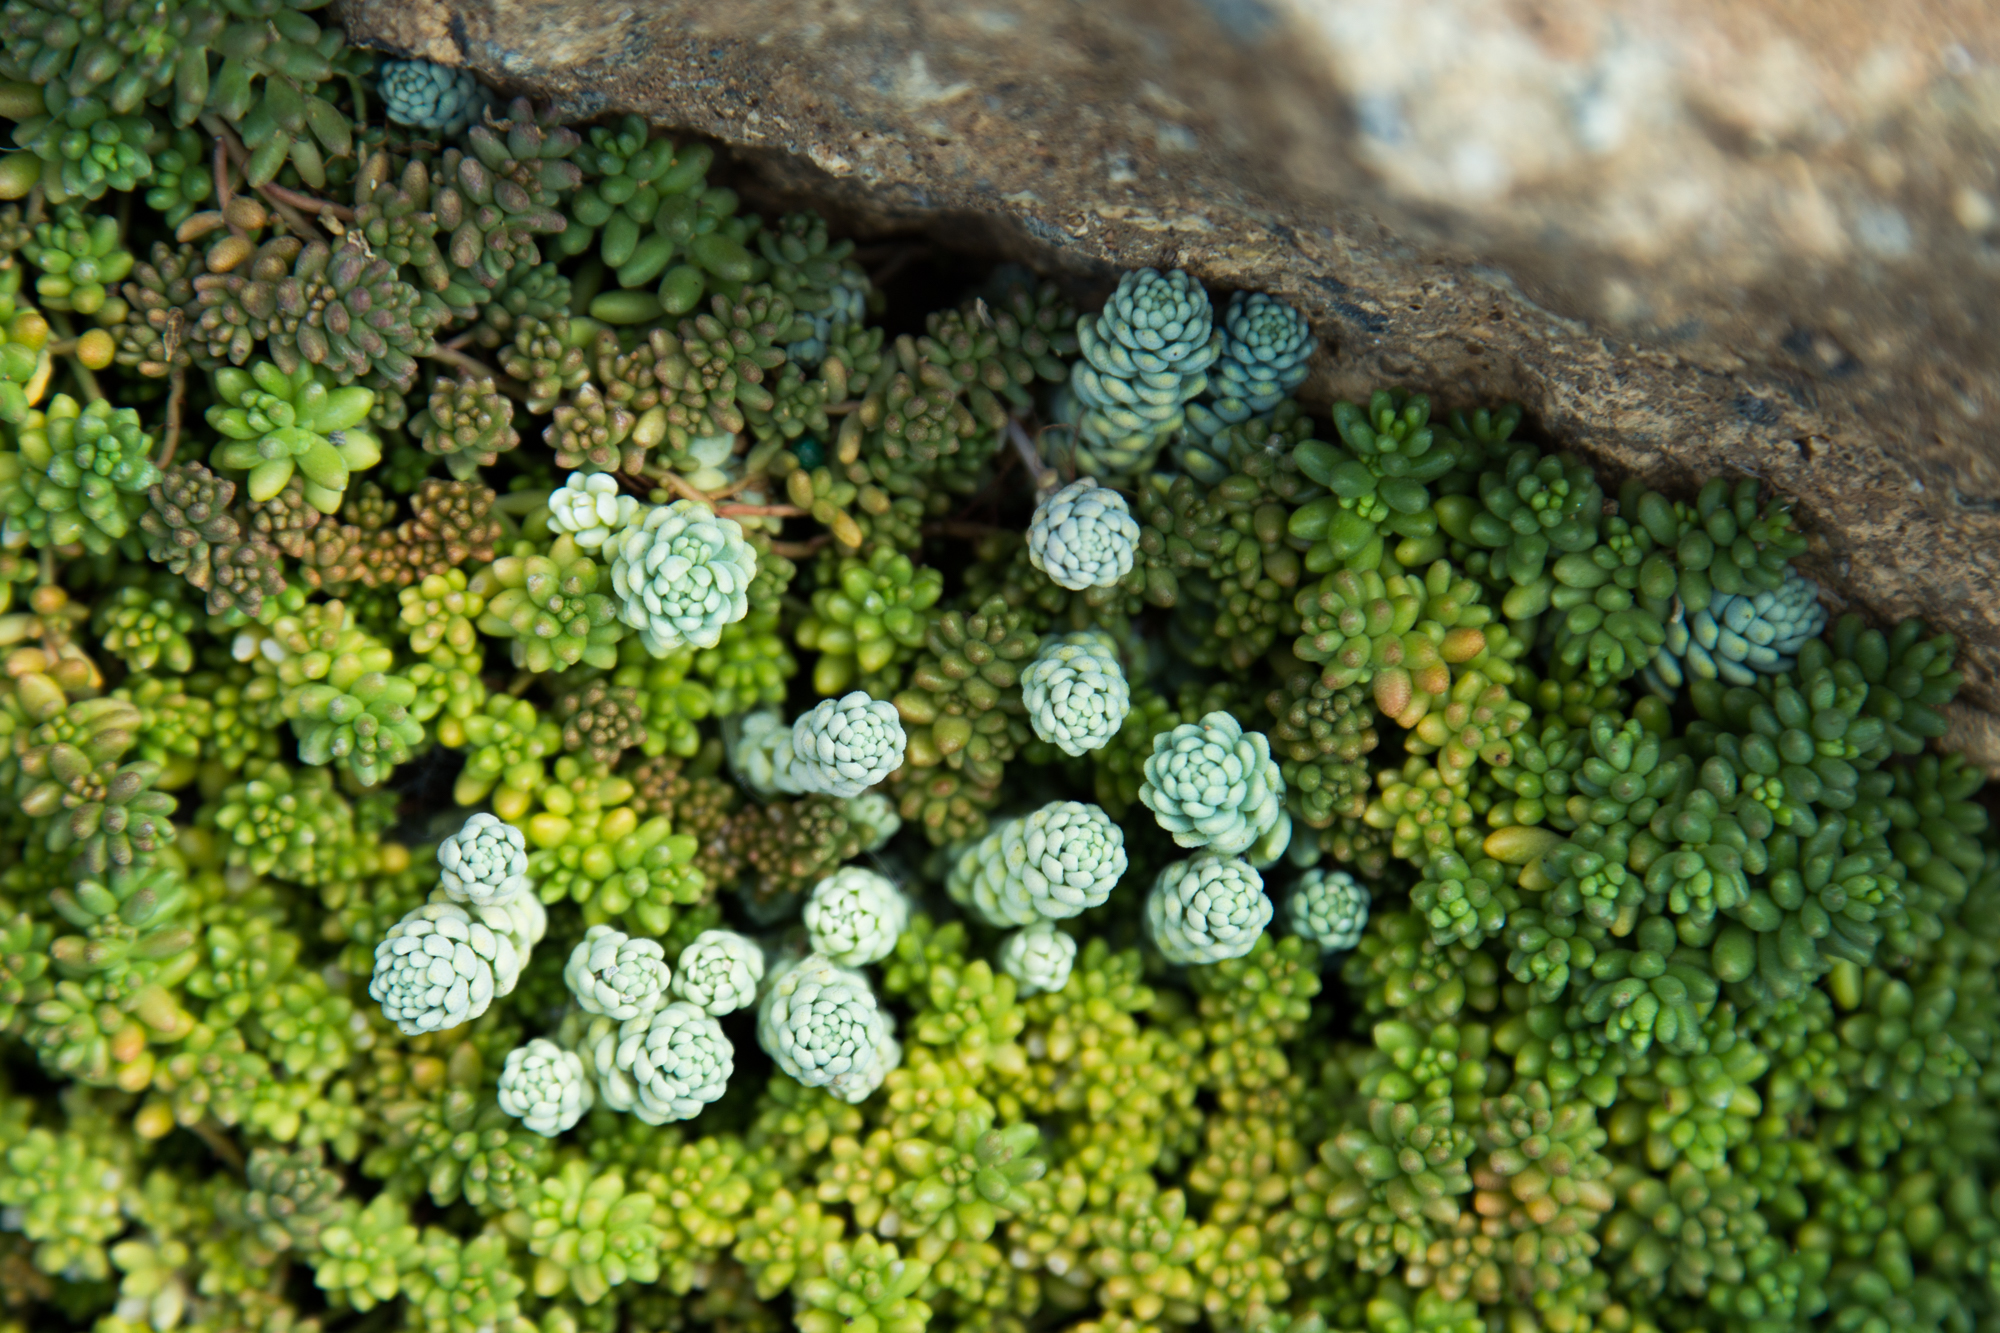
474,534,627,673
563,924,672,1021
438,812,533,907
546,470,639,550
378,58,491,135
1057,267,1221,476
1183,290,1316,451
727,708,807,796
671,929,766,1016
947,800,1127,927
1,393,160,553
207,362,380,513
1650,568,1826,692
795,1235,931,1333
1139,710,1287,856
1286,866,1370,953
367,901,525,1036
496,1037,593,1137
521,1160,663,1303
803,866,909,967
791,691,907,798
1147,853,1272,965
757,953,897,1103
998,921,1076,995
1028,479,1141,591
607,999,734,1124
1021,630,1131,756
607,499,758,655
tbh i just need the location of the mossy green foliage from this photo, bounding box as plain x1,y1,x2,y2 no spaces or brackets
0,49,1994,1333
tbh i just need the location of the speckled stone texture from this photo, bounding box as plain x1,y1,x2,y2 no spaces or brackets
339,0,2000,733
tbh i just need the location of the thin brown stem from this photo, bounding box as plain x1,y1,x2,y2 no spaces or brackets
716,502,805,518
708,475,758,500
655,471,716,507
213,136,231,214
260,182,354,220
1008,417,1059,492
159,362,188,467
823,400,862,416
47,313,103,403
190,1118,245,1173
202,116,323,241
769,536,832,559
427,345,530,400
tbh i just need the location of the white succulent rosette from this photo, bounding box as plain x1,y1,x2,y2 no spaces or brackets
1138,710,1286,856
607,498,758,655
1286,867,1370,953
998,922,1077,996
436,812,532,906
495,1037,593,1137
615,1000,735,1124
790,691,907,798
803,867,909,968
546,470,641,549
756,953,894,1102
1022,631,1131,756
671,929,766,1016
563,924,673,1021
1027,480,1141,591
1145,854,1272,965
728,709,808,797
845,792,901,852
369,900,523,1035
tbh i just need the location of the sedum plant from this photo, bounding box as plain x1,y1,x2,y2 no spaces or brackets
0,72,1991,1333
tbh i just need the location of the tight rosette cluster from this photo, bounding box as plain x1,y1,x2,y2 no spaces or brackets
670,929,765,1015
729,709,808,796
547,471,640,550
608,499,758,654
791,692,907,797
597,1000,735,1124
803,867,909,967
1146,854,1272,965
1139,710,1288,857
1653,569,1828,691
379,59,491,136
1287,866,1370,953
757,954,898,1103
437,812,532,906
496,1037,593,1136
1186,291,1316,449
999,921,1077,995
948,800,1128,927
368,901,526,1035
1027,480,1141,591
1021,631,1131,755
1062,267,1222,475
563,924,673,1021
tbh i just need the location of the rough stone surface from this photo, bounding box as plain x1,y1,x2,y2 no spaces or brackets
340,0,2000,719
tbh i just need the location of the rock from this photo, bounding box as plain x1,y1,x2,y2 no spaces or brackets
341,0,2000,711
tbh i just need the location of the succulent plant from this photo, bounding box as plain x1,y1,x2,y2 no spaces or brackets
1651,569,1826,692
547,470,639,549
496,1037,593,1136
1286,866,1370,953
1021,630,1132,756
670,928,765,1016
436,812,532,907
1139,710,1288,857
606,499,758,655
563,924,672,1021
947,799,1128,927
1,392,159,553
602,999,734,1124
791,691,908,798
368,900,525,1035
757,953,897,1102
474,533,626,672
1058,267,1222,476
1185,291,1316,448
378,59,491,136
803,866,909,967
1028,479,1142,591
998,920,1077,995
410,371,519,480
1146,853,1272,965
207,361,381,513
